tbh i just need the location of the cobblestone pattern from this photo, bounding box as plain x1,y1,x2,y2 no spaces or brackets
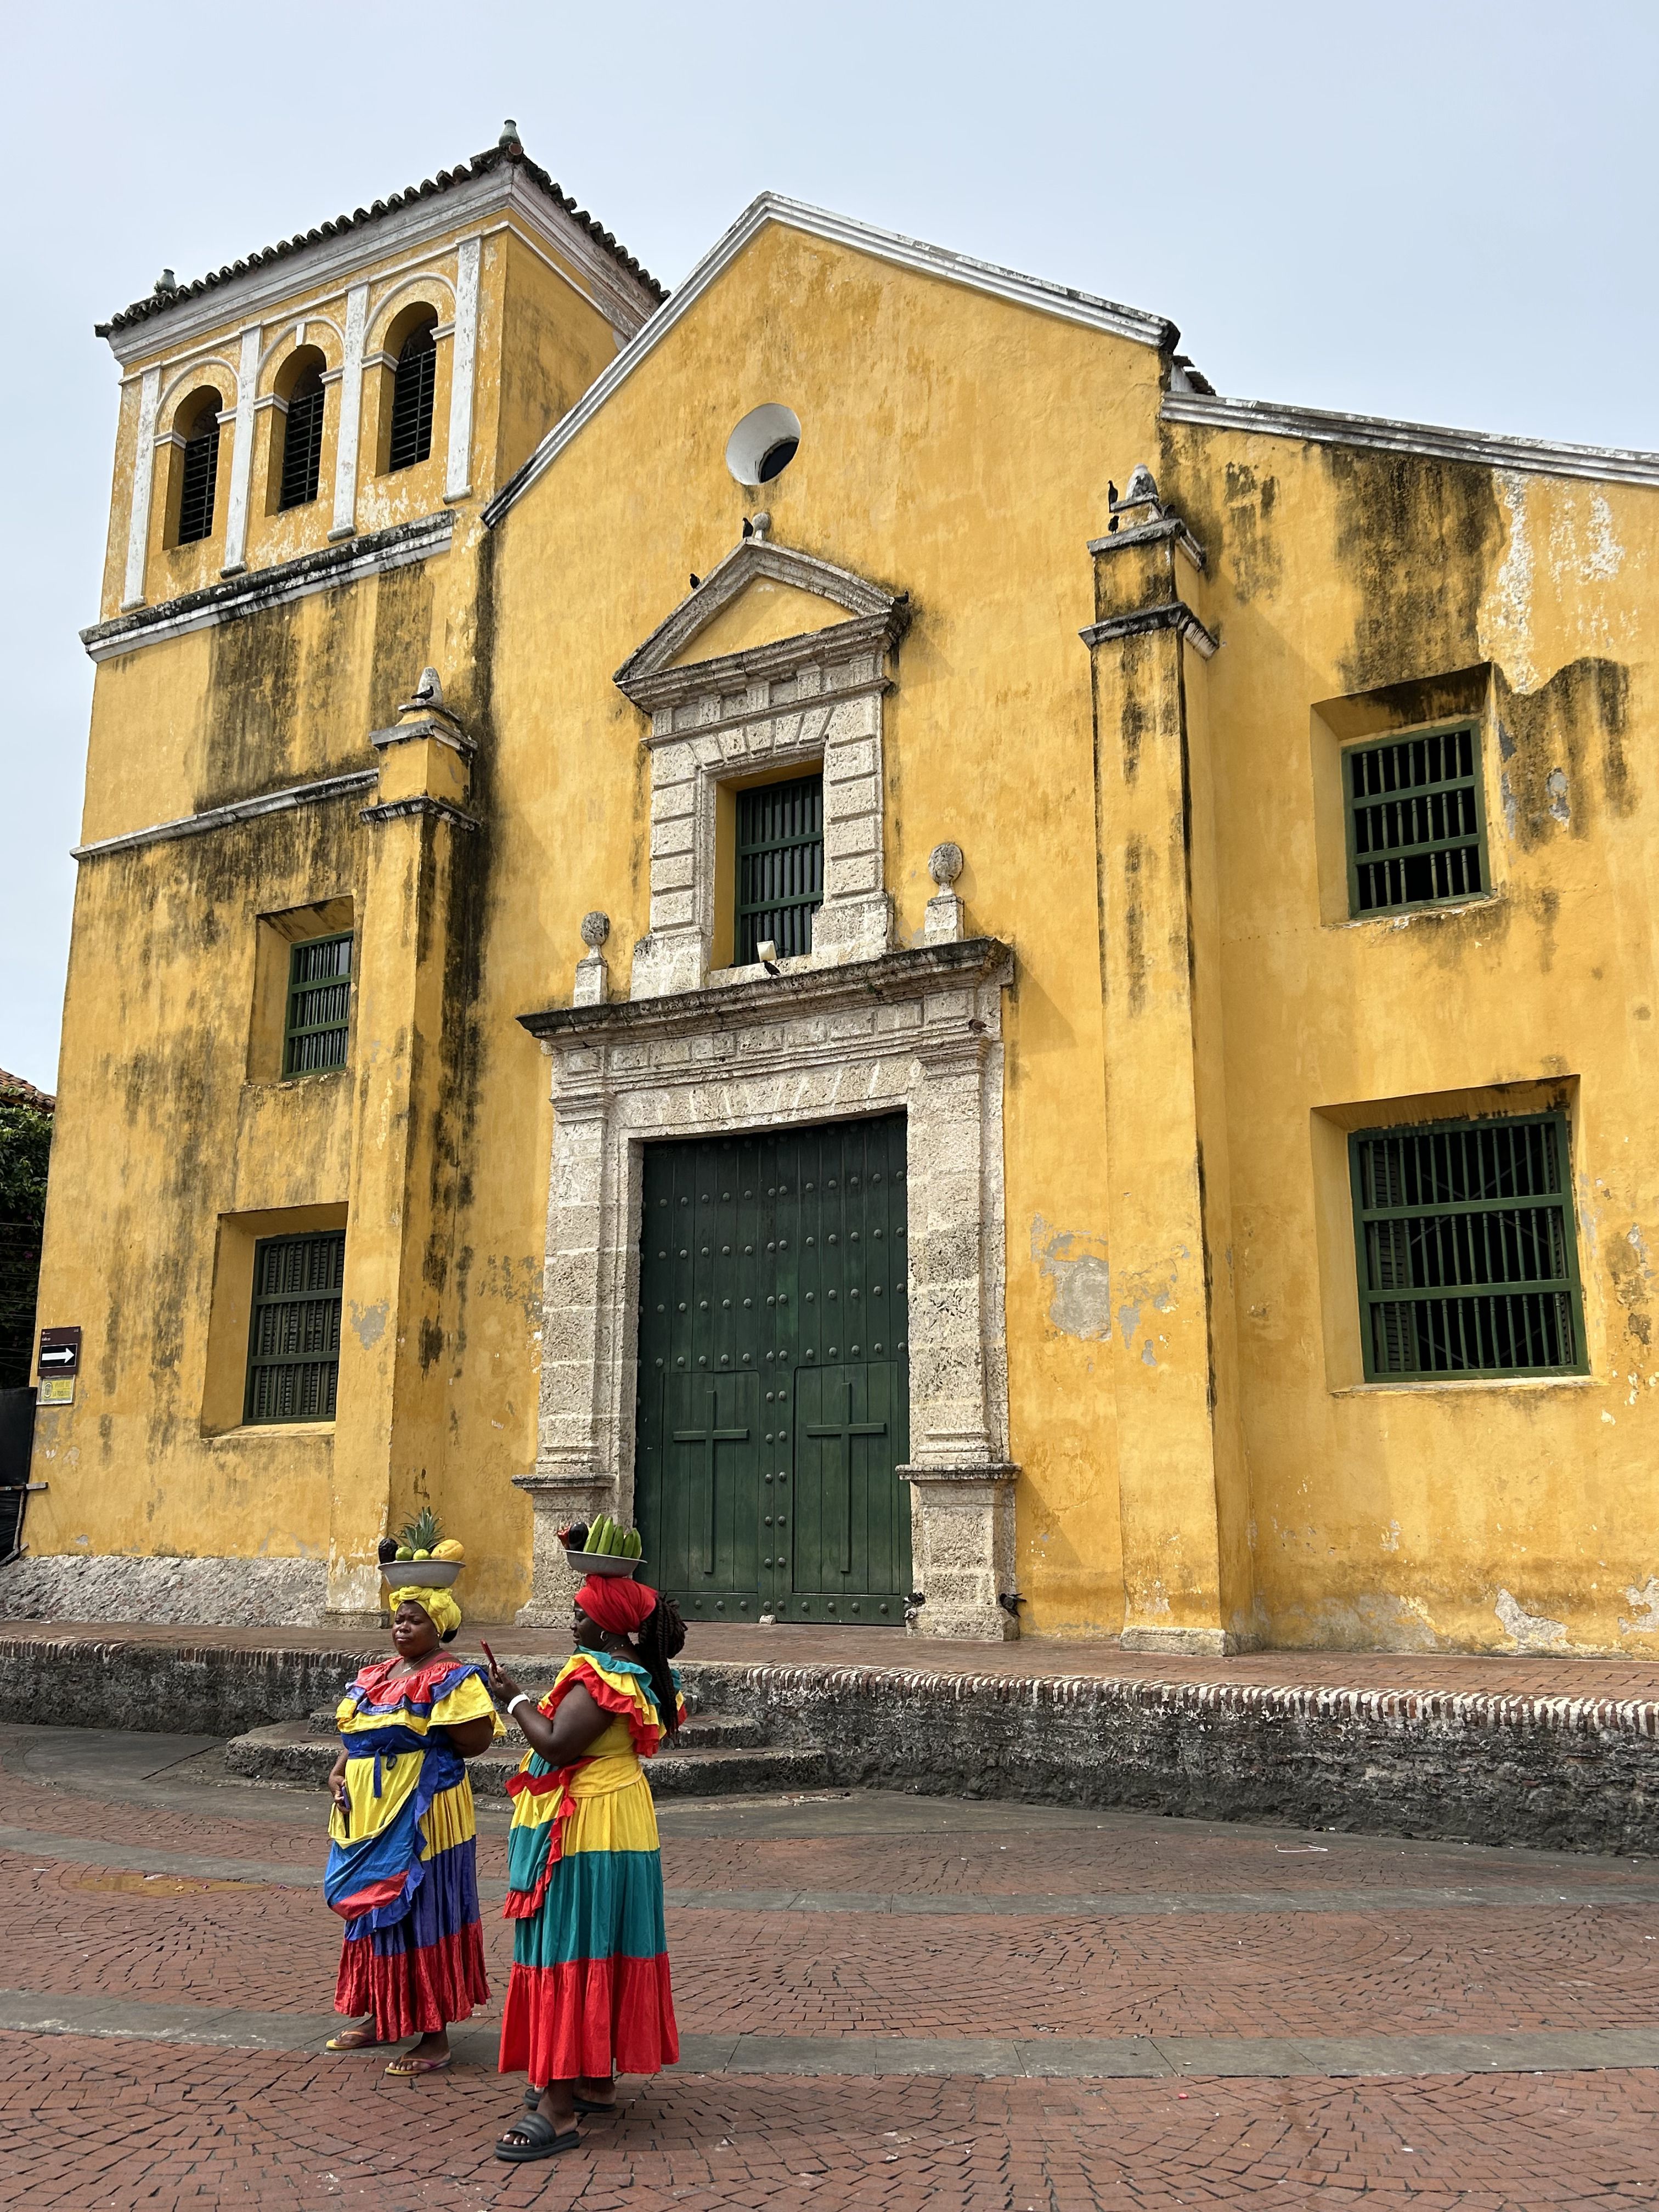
1,2035,1653,2211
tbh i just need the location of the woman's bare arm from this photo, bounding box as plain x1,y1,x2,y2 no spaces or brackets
442,1714,500,1758
490,1671,612,1765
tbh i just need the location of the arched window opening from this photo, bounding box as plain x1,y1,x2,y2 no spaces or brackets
279,364,325,511
177,394,222,545
387,319,437,471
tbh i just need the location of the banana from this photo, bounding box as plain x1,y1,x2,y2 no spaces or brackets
623,1528,642,1559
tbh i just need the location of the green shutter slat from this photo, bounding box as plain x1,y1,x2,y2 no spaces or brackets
735,774,823,962
1348,1113,1586,1379
244,1229,346,1424
1344,724,1487,917
283,933,352,1076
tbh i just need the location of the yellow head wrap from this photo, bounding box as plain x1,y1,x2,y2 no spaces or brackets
388,1583,462,1638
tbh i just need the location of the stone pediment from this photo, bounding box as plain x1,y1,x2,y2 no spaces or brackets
614,538,907,713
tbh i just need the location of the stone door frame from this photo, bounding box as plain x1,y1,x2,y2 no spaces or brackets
515,940,1018,1638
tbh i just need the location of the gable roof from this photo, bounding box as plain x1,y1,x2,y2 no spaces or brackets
484,192,1179,526
96,135,665,344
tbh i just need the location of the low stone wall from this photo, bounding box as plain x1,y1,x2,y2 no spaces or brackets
681,1661,1659,1857
0,1554,328,1627
3,1634,1652,1854
1,1633,369,1737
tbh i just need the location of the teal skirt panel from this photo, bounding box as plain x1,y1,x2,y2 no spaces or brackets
510,1847,669,1971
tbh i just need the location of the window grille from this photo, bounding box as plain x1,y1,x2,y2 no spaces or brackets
244,1229,346,1424
279,373,325,510
387,324,436,471
1350,1114,1586,1380
736,774,823,964
283,933,352,1075
1345,724,1486,915
177,411,221,544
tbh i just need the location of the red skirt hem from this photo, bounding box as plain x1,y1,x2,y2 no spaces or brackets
498,1955,678,2084
335,1920,490,2039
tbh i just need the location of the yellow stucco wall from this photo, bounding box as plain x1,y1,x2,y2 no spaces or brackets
33,199,1659,1650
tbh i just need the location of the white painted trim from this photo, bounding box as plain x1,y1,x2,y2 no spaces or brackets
486,193,1174,524
102,165,658,366
1160,391,1659,490
72,769,378,860
330,283,369,541
81,511,454,662
121,365,161,611
444,236,481,502
219,325,263,575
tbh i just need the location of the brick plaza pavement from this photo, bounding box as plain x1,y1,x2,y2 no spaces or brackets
2,1720,1656,2209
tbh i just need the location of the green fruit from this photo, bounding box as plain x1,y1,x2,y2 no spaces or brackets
413,1549,430,1560
583,1517,605,1554
607,1523,624,1555
395,1545,414,1561
623,1528,642,1559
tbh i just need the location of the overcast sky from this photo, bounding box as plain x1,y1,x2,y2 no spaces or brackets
4,1,1654,1090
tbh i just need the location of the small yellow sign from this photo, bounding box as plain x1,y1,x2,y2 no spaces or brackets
37,1376,75,1407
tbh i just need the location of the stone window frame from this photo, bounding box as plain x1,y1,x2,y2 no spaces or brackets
514,941,1019,1640
614,538,911,1000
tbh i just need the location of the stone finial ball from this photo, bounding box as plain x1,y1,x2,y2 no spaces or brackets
928,842,964,888
580,911,611,949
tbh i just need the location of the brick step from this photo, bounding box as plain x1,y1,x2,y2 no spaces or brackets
298,1708,762,1750
224,1719,820,1798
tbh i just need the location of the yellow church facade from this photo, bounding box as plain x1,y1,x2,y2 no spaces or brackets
23,132,1659,1654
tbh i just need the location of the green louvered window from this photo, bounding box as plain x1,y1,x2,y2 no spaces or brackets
244,1231,346,1424
1345,724,1487,916
736,774,823,964
284,934,352,1075
387,322,436,471
278,371,325,510
176,409,221,545
1350,1114,1586,1380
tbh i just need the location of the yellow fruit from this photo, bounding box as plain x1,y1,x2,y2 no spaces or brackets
413,1549,431,1561
432,1539,464,1561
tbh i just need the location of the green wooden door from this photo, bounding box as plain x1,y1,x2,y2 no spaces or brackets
635,1114,910,1626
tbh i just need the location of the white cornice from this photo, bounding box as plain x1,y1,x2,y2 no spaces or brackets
104,168,657,369
81,511,454,662
1161,391,1659,489
485,194,1177,525
74,770,377,860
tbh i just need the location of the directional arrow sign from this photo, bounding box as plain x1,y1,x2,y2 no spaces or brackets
38,1326,81,1379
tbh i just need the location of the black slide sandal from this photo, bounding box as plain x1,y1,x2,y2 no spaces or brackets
496,2112,582,2163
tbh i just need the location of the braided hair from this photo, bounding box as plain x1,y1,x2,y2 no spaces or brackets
636,1592,686,1740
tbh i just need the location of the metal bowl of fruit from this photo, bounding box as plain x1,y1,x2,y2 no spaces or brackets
559,1519,645,1579
562,1548,646,1579
383,1559,462,1589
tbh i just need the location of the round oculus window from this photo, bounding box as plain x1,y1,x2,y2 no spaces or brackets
726,402,802,488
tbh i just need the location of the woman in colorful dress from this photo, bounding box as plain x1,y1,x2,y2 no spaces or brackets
323,1583,503,2076
486,1574,685,2163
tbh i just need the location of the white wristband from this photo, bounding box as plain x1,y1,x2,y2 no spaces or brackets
507,1693,533,1718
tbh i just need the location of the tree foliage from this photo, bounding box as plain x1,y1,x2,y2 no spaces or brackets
0,1105,52,1225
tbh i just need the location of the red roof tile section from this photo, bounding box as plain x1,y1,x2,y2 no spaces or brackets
0,1069,55,1113
95,137,665,337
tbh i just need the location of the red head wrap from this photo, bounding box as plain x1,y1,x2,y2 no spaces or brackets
576,1573,658,1634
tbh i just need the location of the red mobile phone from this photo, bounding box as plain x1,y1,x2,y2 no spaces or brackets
480,1640,498,1671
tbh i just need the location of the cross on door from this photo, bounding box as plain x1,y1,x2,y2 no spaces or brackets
672,1390,750,1576
805,1382,888,1575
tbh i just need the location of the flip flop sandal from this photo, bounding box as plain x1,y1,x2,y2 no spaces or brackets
324,2030,382,2053
496,2112,582,2163
385,2052,453,2077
